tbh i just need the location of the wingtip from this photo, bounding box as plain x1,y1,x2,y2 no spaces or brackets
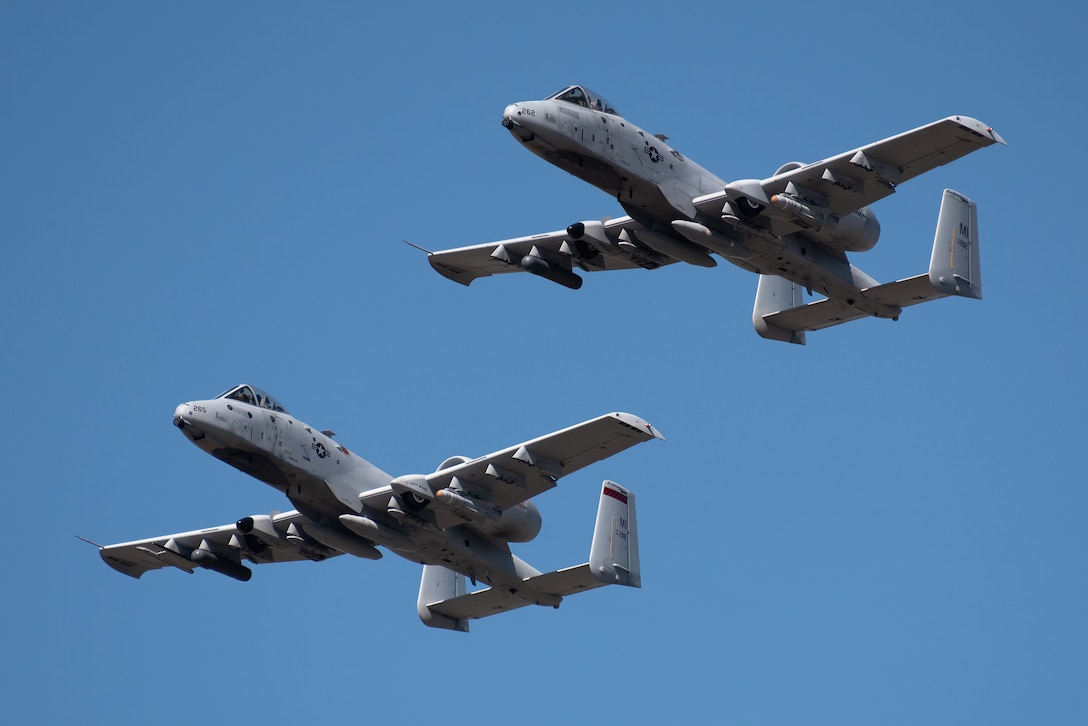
610,412,665,441
949,115,1007,146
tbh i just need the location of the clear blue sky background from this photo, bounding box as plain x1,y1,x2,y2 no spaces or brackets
3,2,1085,723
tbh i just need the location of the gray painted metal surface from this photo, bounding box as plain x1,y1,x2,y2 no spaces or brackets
95,384,661,630
426,85,1004,343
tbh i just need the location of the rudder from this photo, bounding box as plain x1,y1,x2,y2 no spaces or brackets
929,189,982,299
589,481,641,588
417,564,469,632
752,274,807,345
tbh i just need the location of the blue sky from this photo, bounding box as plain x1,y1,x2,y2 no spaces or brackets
3,2,1085,723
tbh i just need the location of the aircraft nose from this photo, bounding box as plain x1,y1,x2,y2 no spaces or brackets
173,403,190,429
501,103,523,129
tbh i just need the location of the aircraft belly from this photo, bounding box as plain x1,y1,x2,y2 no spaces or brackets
545,150,623,196
212,447,291,491
740,236,901,317
531,131,691,226
208,443,357,521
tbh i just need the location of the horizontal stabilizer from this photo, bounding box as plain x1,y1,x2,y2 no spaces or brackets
860,189,982,307
423,564,607,626
752,189,982,343
417,481,641,631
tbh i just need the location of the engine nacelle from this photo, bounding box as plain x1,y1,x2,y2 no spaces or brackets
826,205,880,252
436,455,471,471
567,220,616,252
480,500,542,543
236,514,291,549
430,457,542,542
767,192,882,253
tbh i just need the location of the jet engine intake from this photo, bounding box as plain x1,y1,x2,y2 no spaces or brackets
436,456,471,471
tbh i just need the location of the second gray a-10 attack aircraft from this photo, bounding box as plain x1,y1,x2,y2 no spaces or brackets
92,385,662,631
426,85,1006,344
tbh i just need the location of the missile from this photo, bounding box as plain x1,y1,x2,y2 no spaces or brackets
435,488,501,522
519,254,583,290
339,514,417,552
190,548,253,582
302,522,383,560
671,220,751,259
770,194,830,227
630,228,717,268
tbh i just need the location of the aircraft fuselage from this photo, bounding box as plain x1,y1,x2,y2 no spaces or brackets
500,87,898,318
502,98,726,227
172,385,547,590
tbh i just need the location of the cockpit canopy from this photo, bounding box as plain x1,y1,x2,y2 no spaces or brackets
215,384,288,413
547,85,619,116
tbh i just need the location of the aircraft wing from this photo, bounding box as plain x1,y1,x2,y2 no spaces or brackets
424,412,663,511
426,216,673,286
96,510,341,580
695,115,1006,218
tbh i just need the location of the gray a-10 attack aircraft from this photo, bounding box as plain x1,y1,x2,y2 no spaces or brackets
93,384,662,631
426,85,1005,344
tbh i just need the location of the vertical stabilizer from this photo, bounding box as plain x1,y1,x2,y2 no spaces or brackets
753,274,807,344
417,565,469,632
929,189,982,299
589,481,641,588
